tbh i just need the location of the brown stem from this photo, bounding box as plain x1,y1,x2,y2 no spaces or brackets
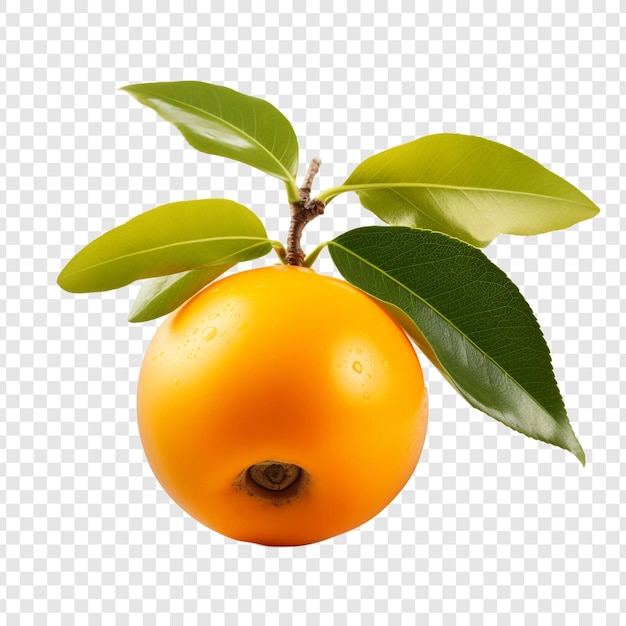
286,158,325,266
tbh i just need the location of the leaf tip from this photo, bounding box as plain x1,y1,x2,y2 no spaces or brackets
57,266,74,293
119,83,145,99
565,431,586,466
127,305,160,324
573,443,586,467
127,298,157,324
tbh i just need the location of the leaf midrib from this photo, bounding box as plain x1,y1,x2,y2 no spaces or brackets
321,181,594,209
62,236,270,280
135,88,296,182
329,240,568,433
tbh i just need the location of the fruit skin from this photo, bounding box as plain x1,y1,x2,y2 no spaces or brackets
137,265,428,546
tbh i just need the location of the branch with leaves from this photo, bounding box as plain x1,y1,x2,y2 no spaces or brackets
58,80,599,464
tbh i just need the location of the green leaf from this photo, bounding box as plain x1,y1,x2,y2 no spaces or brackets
328,226,585,464
128,264,235,323
57,199,272,293
318,134,600,247
122,81,301,200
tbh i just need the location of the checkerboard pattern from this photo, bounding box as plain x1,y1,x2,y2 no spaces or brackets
2,3,624,623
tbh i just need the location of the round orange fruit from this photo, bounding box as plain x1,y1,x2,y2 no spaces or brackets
137,265,428,546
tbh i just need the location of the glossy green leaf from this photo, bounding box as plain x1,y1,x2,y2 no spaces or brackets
318,134,599,247
57,199,272,293
128,264,235,323
329,226,585,464
122,81,301,200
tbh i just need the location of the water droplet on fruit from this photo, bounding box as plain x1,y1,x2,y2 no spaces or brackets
173,377,178,385
208,312,220,320
363,392,371,400
352,361,362,374
202,326,217,341
238,322,248,330
384,360,389,368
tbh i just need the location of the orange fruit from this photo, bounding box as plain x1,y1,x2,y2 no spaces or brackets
137,265,428,546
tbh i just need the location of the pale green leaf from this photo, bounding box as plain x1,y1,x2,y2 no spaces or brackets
57,199,272,293
319,134,599,247
122,81,300,200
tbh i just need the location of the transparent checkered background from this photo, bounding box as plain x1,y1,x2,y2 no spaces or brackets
1,2,624,624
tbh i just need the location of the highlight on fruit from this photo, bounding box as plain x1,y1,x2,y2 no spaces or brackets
58,80,599,545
